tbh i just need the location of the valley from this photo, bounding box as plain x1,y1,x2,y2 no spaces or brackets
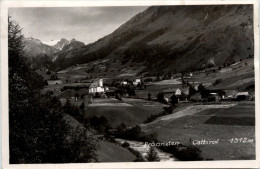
20,5,255,162
36,54,255,161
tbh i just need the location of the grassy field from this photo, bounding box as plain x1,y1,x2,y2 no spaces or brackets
141,101,255,160
205,102,255,126
85,98,166,127
97,141,135,162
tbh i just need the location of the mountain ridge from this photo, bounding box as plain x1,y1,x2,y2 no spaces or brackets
51,5,254,75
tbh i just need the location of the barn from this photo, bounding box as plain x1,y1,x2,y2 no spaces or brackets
236,92,251,101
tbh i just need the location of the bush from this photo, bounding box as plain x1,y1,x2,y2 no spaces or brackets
127,147,144,162
175,145,203,161
213,79,222,86
157,92,167,104
144,78,153,82
146,147,160,161
158,144,204,161
93,92,101,98
121,142,130,148
115,93,122,100
89,116,111,134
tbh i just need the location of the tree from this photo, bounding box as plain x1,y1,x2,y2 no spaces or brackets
148,92,151,101
74,93,80,100
146,147,160,161
198,84,205,93
188,86,196,97
8,17,97,163
79,102,85,110
117,123,126,134
115,92,122,100
175,145,203,161
8,16,41,102
170,94,178,105
213,79,222,86
157,92,166,104
121,142,130,148
63,99,80,117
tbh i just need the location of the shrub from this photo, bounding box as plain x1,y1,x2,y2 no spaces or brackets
144,78,153,82
121,142,130,148
213,79,222,86
146,147,160,161
115,93,122,100
159,144,204,161
175,145,203,161
157,92,167,104
89,116,111,134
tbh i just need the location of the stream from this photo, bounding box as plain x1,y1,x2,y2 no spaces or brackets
115,138,177,162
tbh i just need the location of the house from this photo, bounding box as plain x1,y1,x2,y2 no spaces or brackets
163,88,188,101
120,81,128,85
133,79,141,86
47,80,63,85
201,89,226,101
163,88,176,98
208,93,220,102
175,88,182,96
236,92,251,101
224,90,238,100
175,88,188,101
89,79,109,94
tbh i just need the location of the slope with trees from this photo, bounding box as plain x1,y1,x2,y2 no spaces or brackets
8,16,97,163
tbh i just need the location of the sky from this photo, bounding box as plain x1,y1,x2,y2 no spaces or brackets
9,7,148,45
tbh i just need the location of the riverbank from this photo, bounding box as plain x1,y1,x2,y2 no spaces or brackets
116,138,177,162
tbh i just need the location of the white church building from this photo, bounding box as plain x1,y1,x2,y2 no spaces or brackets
89,79,108,94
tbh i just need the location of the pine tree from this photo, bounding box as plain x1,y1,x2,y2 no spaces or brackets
79,102,85,110
8,16,97,163
146,147,160,161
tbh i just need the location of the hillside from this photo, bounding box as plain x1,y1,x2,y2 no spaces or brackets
52,5,254,75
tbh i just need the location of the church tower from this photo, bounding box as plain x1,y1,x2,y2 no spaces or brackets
99,79,103,87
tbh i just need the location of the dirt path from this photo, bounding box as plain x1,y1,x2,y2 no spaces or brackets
88,102,133,107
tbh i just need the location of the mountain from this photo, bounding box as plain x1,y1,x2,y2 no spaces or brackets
23,37,59,57
51,39,85,61
51,38,85,51
52,38,70,50
60,39,85,52
52,5,254,74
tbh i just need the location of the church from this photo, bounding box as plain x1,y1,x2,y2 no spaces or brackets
89,79,108,94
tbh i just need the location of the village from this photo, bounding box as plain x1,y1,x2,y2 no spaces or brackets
34,56,255,161
38,56,254,107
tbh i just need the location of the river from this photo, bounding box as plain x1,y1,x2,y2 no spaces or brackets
115,138,177,162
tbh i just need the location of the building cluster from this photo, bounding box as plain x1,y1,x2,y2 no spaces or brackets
161,87,253,103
